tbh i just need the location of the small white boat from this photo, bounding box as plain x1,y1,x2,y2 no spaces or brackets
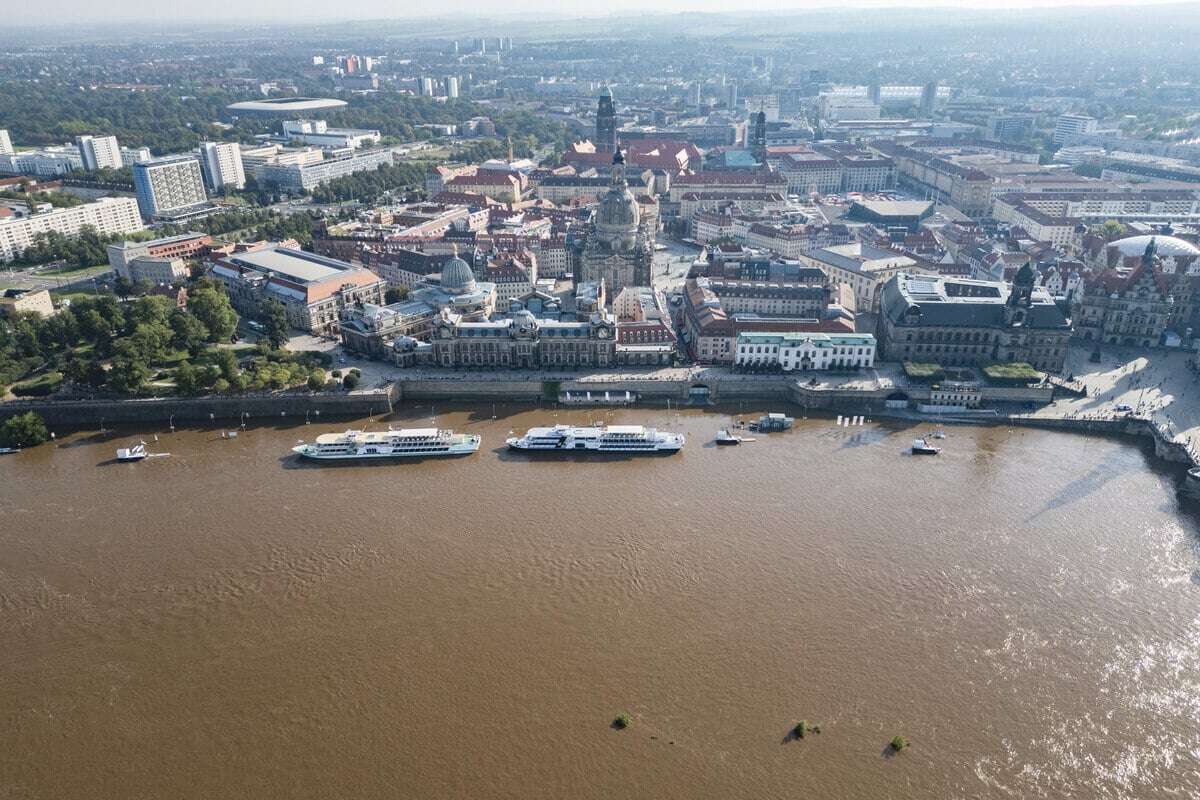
912,437,941,455
930,428,946,440
0,447,20,455
116,442,148,462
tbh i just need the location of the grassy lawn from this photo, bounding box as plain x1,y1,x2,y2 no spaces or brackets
40,264,112,279
902,361,944,381
982,361,1041,384
155,349,191,369
52,289,104,303
11,371,63,397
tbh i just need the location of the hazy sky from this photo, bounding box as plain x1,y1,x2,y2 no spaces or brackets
7,0,1187,25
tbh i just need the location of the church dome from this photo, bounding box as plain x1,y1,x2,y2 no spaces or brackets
597,183,640,232
1110,235,1200,258
440,253,477,294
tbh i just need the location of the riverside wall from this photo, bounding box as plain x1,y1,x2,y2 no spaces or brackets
0,391,393,427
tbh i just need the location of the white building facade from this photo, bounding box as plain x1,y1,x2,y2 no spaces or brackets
0,197,144,262
735,331,877,371
198,142,247,192
132,155,208,220
76,135,123,171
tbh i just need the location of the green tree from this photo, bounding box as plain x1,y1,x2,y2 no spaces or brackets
212,348,240,382
63,355,107,388
113,275,135,300
342,371,360,390
306,367,326,391
118,322,172,364
128,295,174,330
0,412,50,449
188,287,239,342
260,299,290,350
38,309,79,351
107,357,150,395
169,310,210,355
173,361,203,395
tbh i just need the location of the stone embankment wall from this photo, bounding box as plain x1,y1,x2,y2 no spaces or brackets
0,391,393,427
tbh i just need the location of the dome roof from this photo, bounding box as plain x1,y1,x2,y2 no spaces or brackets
440,254,477,294
597,183,640,232
1110,235,1200,258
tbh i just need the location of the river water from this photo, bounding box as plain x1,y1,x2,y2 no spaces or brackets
2,405,1199,799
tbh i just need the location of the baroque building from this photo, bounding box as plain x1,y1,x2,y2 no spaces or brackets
424,308,616,368
577,149,655,296
1073,237,1174,348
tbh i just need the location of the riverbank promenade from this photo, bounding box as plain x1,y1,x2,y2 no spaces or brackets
1029,346,1200,464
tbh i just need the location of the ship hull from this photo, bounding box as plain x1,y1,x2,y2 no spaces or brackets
293,443,480,461
505,439,683,454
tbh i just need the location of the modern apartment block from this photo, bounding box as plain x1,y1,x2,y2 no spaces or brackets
76,135,123,171
0,130,13,156
280,120,381,150
0,197,143,262
132,155,209,221
255,147,393,192
198,142,246,192
1053,114,1098,146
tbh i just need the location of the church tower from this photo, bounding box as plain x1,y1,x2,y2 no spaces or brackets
750,109,767,165
595,86,616,153
1004,261,1036,326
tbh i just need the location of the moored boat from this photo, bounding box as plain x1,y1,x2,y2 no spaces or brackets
912,437,941,455
116,442,148,462
506,424,684,453
715,428,743,445
293,428,481,461
749,413,794,432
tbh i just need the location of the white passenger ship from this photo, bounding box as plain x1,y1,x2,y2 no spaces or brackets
293,428,481,460
506,424,685,453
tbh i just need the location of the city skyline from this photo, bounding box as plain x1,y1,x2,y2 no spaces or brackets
6,0,1196,26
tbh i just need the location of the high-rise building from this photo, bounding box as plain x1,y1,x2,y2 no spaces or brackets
689,82,702,107
920,81,939,117
987,114,1035,142
0,129,13,156
1053,113,1099,145
76,135,123,171
445,76,460,99
595,86,617,153
132,155,208,220
198,141,246,193
420,77,436,97
726,83,738,111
